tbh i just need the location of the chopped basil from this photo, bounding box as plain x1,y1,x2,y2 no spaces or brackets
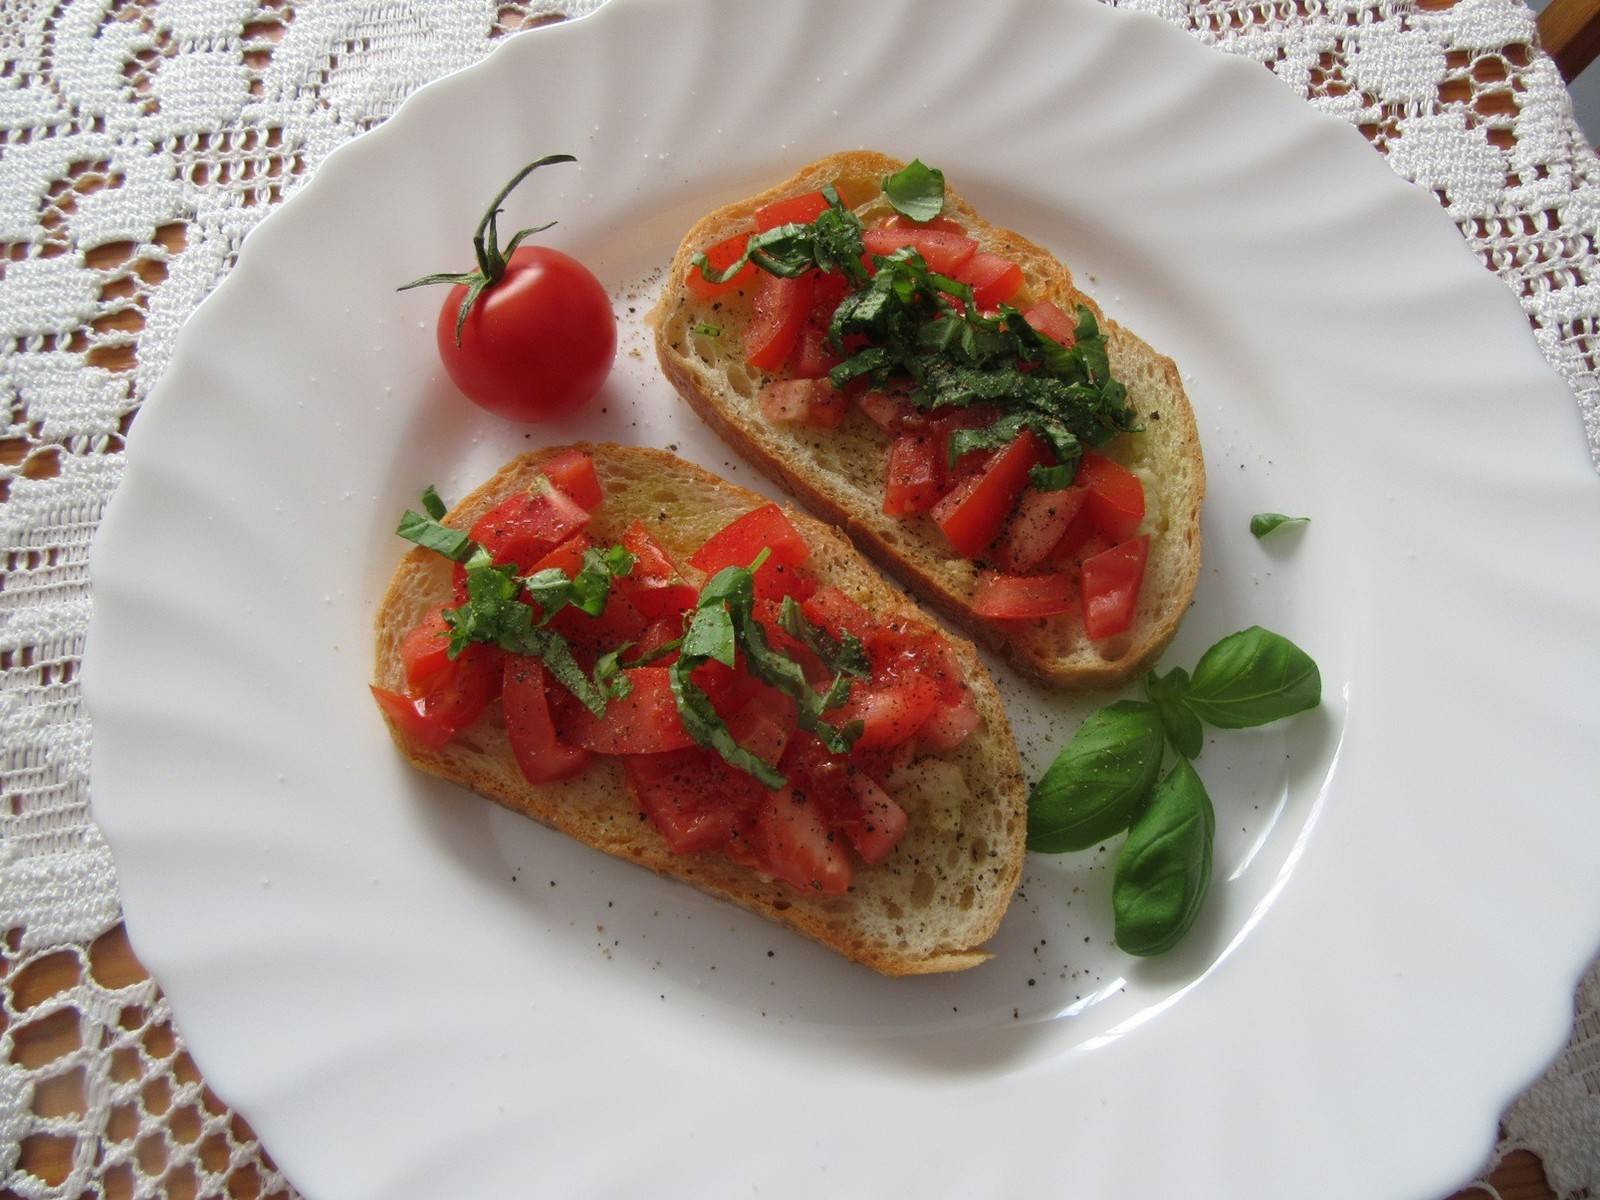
881,158,946,223
593,643,635,701
777,596,869,677
1250,512,1310,539
682,602,736,668
420,485,447,520
691,187,867,288
693,322,722,337
395,509,472,562
667,654,786,789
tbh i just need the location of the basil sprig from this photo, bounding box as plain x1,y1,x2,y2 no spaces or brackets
1112,758,1215,956
1250,512,1310,539
882,158,946,223
1027,701,1165,853
1027,626,1320,956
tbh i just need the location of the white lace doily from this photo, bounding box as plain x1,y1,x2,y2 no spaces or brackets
1,1,1596,1197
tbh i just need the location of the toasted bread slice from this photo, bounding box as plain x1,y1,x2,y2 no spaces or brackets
373,444,1027,975
649,151,1205,687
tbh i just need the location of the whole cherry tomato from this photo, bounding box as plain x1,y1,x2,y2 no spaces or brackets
401,154,616,422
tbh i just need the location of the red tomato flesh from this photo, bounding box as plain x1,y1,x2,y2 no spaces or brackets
690,504,813,601
997,484,1088,573
623,748,754,854
931,429,1048,558
399,604,454,692
953,253,1024,309
754,190,832,231
801,586,874,644
1076,450,1146,543
759,379,847,429
503,656,590,783
752,788,852,895
539,448,603,511
1081,535,1149,639
617,522,697,620
862,226,978,275
567,666,694,754
972,570,1077,619
884,432,944,516
469,484,590,573
745,271,814,371
918,693,982,752
687,232,755,299
840,774,909,866
371,686,457,752
1022,300,1075,347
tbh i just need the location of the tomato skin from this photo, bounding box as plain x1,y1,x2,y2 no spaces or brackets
972,570,1077,619
884,432,944,516
801,586,874,644
857,390,913,432
953,253,1024,309
614,523,696,620
567,666,694,755
754,190,831,231
752,787,852,895
752,597,828,681
550,586,649,653
997,484,1087,573
1076,450,1145,542
931,429,1048,558
838,669,941,751
538,449,603,511
745,271,814,371
1022,301,1075,347
687,232,755,299
840,774,909,866
436,246,615,423
503,656,590,782
862,226,978,275
371,686,457,752
691,504,812,601
1081,535,1149,639
470,485,590,573
400,604,454,692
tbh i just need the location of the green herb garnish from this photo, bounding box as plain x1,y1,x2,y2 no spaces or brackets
691,185,867,287
693,322,722,337
1026,701,1166,853
882,158,946,223
420,485,447,520
396,509,473,562
1250,512,1310,539
1113,758,1214,956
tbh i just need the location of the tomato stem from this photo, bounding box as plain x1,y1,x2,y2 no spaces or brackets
398,153,577,345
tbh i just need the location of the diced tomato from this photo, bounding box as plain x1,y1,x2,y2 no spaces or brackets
691,503,813,601
953,253,1024,309
469,485,590,573
1076,450,1145,542
687,231,754,299
931,429,1048,558
728,690,798,767
784,323,836,380
527,531,592,580
751,788,852,894
1082,535,1148,640
801,586,875,644
1022,301,1075,347
754,190,832,231
567,666,694,755
862,225,978,275
839,670,941,751
371,686,457,752
839,774,909,866
752,597,827,681
624,748,754,854
972,570,1077,619
928,407,1003,481
690,656,762,717
759,378,848,428
1047,506,1101,565
857,390,912,431
539,449,603,511
997,484,1088,573
628,615,684,665
883,214,967,235
550,585,649,652
399,603,454,692
617,522,697,620
884,432,944,516
745,271,814,371
918,692,982,752
502,656,590,783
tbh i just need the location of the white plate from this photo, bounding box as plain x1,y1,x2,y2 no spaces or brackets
85,0,1600,1195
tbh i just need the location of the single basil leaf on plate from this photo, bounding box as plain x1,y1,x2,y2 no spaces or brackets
1250,512,1310,539
420,485,447,520
395,510,472,562
1027,700,1166,853
882,158,945,222
1146,666,1204,759
1113,756,1215,956
1186,626,1321,728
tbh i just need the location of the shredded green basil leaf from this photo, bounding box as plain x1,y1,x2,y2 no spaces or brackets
693,322,722,337
420,485,447,520
691,189,867,288
777,596,869,677
882,158,946,223
667,655,786,789
396,510,473,562
1249,512,1310,539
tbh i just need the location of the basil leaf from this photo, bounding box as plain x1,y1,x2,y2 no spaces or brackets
1112,757,1214,956
777,596,869,677
1030,464,1075,492
683,603,736,668
882,158,946,223
527,627,607,717
690,189,866,287
1027,700,1166,853
629,636,682,666
522,567,573,617
738,615,860,754
395,510,472,562
667,655,786,789
1250,512,1310,539
444,559,528,654
420,485,447,520
1185,627,1321,728
594,644,635,701
1145,667,1203,759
